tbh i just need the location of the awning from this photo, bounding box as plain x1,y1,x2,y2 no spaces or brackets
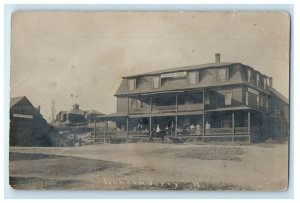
177,111,204,116
205,107,251,112
129,113,175,118
95,113,128,121
128,111,204,118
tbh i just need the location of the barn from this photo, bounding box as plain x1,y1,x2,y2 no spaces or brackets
10,96,58,146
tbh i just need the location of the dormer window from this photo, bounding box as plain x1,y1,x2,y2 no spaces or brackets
128,78,136,91
152,76,160,89
256,74,260,86
189,71,198,85
225,91,232,105
248,69,251,82
218,67,228,82
263,77,267,89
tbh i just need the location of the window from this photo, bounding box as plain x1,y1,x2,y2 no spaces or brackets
189,71,198,85
256,74,260,86
131,98,136,107
136,99,141,108
256,95,260,107
204,93,210,105
152,76,160,88
246,91,249,105
128,79,136,91
225,91,232,105
260,95,264,107
263,78,267,89
247,70,251,82
266,99,269,110
218,68,228,81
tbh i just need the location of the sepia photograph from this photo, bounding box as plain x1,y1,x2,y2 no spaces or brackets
9,11,290,191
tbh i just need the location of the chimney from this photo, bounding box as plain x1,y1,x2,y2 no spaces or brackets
37,105,40,113
269,77,273,88
215,53,221,63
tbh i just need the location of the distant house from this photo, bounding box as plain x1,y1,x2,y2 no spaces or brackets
84,110,104,122
55,103,103,124
10,96,58,146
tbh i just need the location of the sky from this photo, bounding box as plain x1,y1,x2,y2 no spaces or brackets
10,11,290,121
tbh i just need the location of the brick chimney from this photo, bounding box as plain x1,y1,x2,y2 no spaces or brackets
215,53,221,63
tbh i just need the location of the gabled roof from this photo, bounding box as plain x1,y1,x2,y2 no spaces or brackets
10,96,33,108
269,87,289,104
69,108,84,115
123,62,239,78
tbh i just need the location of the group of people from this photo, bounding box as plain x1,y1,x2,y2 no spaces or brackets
149,124,172,143
148,121,211,143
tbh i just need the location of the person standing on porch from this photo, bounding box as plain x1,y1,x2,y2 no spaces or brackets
196,123,201,135
156,124,161,134
171,121,175,136
149,127,155,143
205,122,211,130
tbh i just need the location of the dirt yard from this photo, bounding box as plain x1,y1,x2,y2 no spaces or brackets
9,142,289,191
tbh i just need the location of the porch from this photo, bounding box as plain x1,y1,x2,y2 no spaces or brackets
95,110,266,143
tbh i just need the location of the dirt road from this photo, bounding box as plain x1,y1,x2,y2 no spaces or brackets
9,143,288,191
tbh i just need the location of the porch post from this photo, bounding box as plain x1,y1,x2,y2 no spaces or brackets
126,117,129,142
149,117,152,132
104,120,107,143
232,112,235,142
94,119,97,141
150,96,152,113
203,90,205,142
248,111,251,142
202,113,205,142
175,94,178,112
175,115,178,136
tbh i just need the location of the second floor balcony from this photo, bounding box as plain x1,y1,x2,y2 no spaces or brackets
129,91,204,114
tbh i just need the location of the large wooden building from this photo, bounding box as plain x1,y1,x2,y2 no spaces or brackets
10,96,58,146
99,54,289,142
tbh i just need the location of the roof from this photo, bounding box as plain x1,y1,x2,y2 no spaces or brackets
69,108,84,115
10,96,33,108
96,112,128,118
95,113,127,121
269,87,289,104
85,110,104,115
123,62,239,78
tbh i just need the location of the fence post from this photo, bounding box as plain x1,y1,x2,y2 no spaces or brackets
248,111,251,143
104,120,106,144
94,119,96,143
232,112,235,142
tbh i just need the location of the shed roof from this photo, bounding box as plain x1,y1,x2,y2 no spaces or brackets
269,87,289,104
10,96,33,108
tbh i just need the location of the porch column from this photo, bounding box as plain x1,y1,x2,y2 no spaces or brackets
175,115,178,136
94,119,97,140
232,112,235,142
149,117,152,132
150,96,152,113
104,120,107,143
202,113,205,142
248,111,251,142
203,90,205,142
126,117,129,141
175,94,178,112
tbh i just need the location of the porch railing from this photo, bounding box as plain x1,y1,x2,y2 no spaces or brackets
129,107,151,114
234,127,249,134
152,105,176,112
206,128,233,135
177,103,204,111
